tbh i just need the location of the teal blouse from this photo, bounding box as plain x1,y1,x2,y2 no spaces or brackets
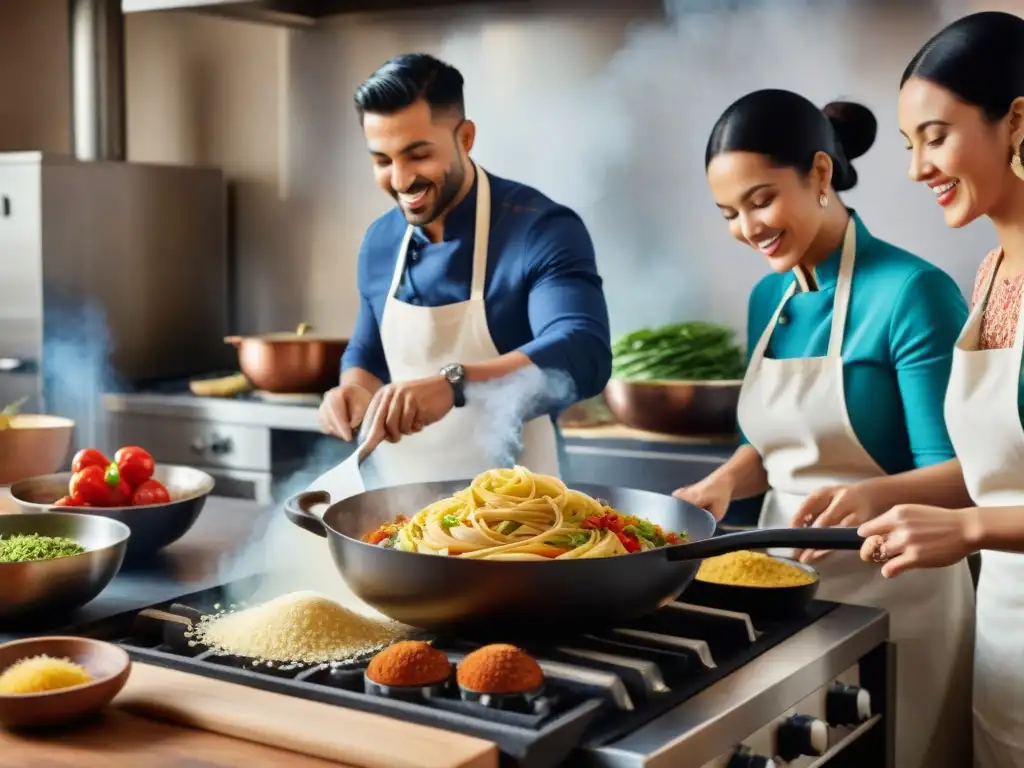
739,213,968,474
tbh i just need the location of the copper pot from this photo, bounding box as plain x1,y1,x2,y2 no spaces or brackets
604,378,741,436
225,323,349,394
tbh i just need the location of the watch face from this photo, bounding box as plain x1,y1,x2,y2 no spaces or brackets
443,364,464,383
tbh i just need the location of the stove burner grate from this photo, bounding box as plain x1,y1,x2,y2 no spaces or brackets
79,582,838,768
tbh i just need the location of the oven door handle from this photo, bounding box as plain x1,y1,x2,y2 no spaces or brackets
0,357,39,374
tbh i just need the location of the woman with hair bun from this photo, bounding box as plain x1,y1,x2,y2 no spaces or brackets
675,88,974,767
802,11,1024,766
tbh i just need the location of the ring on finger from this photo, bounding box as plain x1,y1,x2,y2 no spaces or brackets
871,535,889,564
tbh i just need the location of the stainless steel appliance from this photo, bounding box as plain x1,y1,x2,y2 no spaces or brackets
83,581,893,767
0,0,232,452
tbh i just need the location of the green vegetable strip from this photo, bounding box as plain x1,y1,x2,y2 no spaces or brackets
611,322,747,382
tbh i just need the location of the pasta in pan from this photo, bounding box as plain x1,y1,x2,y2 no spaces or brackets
361,466,686,560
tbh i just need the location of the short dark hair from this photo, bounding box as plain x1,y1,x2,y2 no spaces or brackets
705,89,877,192
901,11,1024,123
354,53,465,123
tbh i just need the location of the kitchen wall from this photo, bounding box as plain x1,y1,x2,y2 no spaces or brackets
0,0,294,334
0,0,1016,344
286,0,1009,341
0,0,70,153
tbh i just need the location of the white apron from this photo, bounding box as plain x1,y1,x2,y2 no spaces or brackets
944,250,1024,768
738,219,975,768
373,167,560,487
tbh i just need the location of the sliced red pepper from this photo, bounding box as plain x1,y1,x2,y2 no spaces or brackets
367,529,390,545
615,530,642,553
604,514,624,533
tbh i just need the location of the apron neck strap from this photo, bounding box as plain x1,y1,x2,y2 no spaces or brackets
388,165,492,302
470,167,491,301
744,281,798,377
389,227,414,299
826,217,857,357
1002,251,1024,352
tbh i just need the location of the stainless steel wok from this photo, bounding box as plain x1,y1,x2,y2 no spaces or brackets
284,482,863,633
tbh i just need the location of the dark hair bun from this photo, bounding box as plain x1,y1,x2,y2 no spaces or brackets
822,101,877,161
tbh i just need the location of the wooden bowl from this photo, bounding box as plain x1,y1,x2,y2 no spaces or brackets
0,636,131,729
681,556,820,619
0,415,74,485
604,379,741,436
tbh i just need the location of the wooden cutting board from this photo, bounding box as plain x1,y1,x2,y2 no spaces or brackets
115,663,498,768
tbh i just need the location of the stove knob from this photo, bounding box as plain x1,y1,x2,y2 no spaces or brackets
826,681,872,726
776,714,829,760
727,748,777,768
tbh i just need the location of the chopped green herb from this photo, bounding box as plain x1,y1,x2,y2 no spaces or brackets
441,515,461,529
495,520,522,535
0,533,85,563
545,531,592,549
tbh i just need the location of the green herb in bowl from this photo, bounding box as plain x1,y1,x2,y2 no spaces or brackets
0,534,86,563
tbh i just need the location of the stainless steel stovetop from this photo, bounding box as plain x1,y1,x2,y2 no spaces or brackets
77,579,892,768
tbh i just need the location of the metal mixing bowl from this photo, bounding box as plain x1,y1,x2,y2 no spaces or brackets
9,465,215,557
603,379,742,435
0,512,130,624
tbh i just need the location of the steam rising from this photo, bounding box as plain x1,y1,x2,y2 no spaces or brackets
43,300,123,450
425,0,977,335
468,365,576,468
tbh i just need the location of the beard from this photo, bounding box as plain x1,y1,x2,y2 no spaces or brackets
393,155,466,227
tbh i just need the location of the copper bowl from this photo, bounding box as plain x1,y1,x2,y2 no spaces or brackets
225,323,348,394
0,636,131,729
0,415,75,485
604,379,741,436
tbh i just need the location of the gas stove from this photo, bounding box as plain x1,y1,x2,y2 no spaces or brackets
80,579,893,768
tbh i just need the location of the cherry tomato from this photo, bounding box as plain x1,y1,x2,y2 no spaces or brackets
114,446,155,489
71,448,109,475
131,478,171,507
69,465,116,507
52,495,90,507
110,480,132,507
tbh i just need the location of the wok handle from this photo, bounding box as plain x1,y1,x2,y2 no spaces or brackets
282,491,331,538
666,527,865,562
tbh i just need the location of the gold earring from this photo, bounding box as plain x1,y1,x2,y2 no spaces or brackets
1012,141,1024,182
819,193,829,208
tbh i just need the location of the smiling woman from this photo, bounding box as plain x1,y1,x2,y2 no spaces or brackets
671,87,976,768
883,13,1024,768
704,90,874,281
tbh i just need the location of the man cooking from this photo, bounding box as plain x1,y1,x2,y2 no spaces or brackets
316,53,612,485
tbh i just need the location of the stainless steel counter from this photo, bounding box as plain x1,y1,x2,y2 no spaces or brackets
103,392,321,431
586,602,890,766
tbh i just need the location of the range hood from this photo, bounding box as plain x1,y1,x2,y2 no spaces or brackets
122,0,528,27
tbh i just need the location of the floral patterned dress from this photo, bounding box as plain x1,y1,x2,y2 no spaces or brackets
972,249,1024,350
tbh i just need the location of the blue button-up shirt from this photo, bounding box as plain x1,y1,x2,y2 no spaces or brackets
342,169,612,413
